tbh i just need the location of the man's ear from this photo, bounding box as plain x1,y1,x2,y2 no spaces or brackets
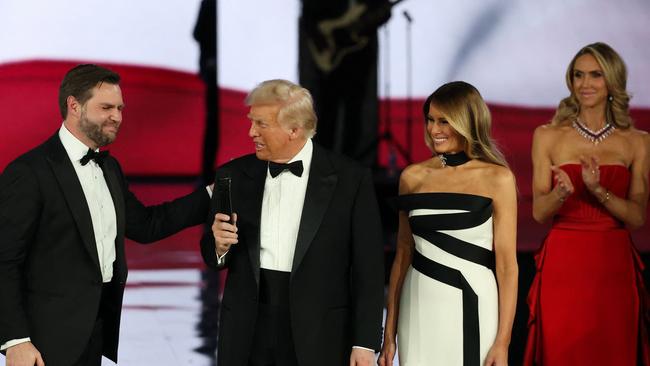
288,126,303,141
67,95,81,117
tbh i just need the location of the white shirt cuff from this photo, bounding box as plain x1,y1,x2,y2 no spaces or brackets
206,185,213,198
216,249,228,265
1,337,31,351
352,345,375,352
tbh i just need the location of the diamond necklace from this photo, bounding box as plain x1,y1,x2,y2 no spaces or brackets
573,119,616,145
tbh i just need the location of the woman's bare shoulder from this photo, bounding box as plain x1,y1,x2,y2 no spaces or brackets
622,126,649,138
619,127,650,150
470,161,516,193
400,159,436,192
402,160,430,178
534,122,569,140
483,163,515,185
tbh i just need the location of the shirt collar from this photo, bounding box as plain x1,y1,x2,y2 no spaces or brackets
288,138,313,175
267,138,313,178
58,123,96,165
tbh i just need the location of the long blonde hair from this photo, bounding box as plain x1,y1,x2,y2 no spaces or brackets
551,42,632,128
423,81,509,168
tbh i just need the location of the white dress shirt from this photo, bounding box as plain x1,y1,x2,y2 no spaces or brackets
1,124,118,351
59,124,117,283
212,139,373,353
258,140,373,353
259,139,312,272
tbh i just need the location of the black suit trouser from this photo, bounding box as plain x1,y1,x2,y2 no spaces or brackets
248,269,299,366
72,283,111,366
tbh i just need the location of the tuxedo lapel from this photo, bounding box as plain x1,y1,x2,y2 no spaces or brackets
242,158,267,287
45,134,101,272
102,158,126,278
102,159,125,241
291,145,337,278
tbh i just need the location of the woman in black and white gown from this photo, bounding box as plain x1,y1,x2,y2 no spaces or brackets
378,81,518,366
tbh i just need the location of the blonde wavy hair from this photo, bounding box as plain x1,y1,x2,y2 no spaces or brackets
423,81,509,168
245,79,318,138
551,42,632,128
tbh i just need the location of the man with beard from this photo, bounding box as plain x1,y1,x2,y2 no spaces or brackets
0,64,211,366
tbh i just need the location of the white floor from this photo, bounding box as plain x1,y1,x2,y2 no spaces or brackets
103,269,214,366
1,269,398,366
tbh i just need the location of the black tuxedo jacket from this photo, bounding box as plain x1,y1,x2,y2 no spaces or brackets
0,133,210,365
201,143,384,366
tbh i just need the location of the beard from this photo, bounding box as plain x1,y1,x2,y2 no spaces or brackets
79,109,119,147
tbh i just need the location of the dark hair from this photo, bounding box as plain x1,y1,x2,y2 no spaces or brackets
58,64,121,119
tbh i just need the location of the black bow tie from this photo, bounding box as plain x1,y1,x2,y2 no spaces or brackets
269,160,303,178
80,149,109,166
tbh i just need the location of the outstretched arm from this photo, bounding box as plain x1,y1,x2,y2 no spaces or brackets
104,158,210,243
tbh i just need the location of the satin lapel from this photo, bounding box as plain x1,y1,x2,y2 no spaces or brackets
291,145,337,278
45,134,101,272
102,159,126,278
243,158,267,287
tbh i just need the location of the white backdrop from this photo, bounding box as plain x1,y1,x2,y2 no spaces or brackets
1,0,649,106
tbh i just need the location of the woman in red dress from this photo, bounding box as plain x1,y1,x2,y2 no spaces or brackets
525,42,650,365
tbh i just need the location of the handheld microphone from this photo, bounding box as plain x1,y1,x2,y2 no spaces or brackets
215,176,233,223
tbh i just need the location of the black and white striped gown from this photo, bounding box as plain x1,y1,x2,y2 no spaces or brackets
397,193,497,366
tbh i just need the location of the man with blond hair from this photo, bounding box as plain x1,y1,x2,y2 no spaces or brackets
201,79,384,366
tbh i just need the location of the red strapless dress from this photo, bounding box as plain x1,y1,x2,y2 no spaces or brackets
524,164,650,366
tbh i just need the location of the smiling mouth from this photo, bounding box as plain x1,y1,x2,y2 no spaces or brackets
579,90,597,96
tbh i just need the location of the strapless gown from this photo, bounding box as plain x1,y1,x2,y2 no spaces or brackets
524,164,650,365
397,193,498,365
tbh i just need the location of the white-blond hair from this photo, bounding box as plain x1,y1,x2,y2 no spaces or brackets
245,79,318,138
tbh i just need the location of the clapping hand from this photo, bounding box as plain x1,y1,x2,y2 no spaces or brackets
551,166,574,202
579,156,601,191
